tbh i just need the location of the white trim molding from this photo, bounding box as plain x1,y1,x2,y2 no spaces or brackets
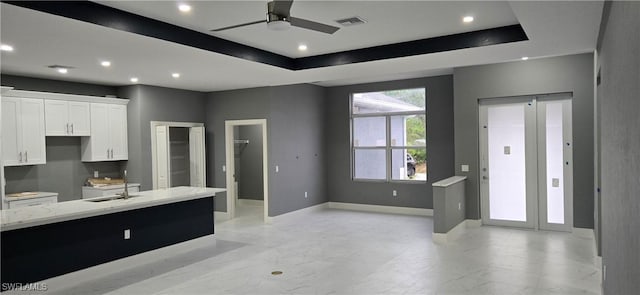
3,88,129,105
433,219,480,244
237,199,264,207
328,202,433,216
573,227,595,238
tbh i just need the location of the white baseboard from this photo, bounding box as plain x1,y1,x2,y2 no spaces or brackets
237,199,264,207
214,211,230,223
328,202,433,216
267,202,329,223
433,219,480,244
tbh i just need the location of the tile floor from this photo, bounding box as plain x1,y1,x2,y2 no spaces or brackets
8,204,601,294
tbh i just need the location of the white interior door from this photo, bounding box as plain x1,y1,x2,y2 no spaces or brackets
480,95,573,231
155,125,171,189
189,126,206,187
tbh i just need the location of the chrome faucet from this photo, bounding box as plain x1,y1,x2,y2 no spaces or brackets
120,170,129,199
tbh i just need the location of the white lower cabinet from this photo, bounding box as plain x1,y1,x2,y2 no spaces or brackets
1,97,47,166
82,184,140,199
6,193,58,209
81,103,128,161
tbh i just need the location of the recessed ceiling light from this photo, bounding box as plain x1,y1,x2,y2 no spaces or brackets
178,4,191,12
130,77,139,83
463,16,474,23
172,73,180,78
298,44,308,51
101,61,111,67
57,68,68,74
521,56,529,60
0,44,14,52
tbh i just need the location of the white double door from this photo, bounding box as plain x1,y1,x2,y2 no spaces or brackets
479,95,573,231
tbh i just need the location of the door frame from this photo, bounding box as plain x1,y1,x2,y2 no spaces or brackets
150,121,205,189
478,93,573,231
225,119,269,223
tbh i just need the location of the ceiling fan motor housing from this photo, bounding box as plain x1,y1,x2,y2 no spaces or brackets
266,12,291,30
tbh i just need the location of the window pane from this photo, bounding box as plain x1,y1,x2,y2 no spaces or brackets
352,88,425,114
354,149,386,180
353,116,386,147
390,115,426,147
391,148,426,181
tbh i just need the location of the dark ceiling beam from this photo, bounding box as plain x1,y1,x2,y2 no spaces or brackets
3,0,295,70
293,25,528,70
4,1,529,71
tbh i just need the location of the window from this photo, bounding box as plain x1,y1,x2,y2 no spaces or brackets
351,88,426,182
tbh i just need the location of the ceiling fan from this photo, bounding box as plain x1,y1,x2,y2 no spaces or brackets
211,0,340,34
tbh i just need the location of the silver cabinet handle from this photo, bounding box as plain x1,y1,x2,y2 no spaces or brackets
66,123,70,134
25,150,28,162
107,148,110,158
71,123,74,134
19,152,23,162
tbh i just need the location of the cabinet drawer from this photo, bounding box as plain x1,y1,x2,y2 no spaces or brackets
8,196,58,209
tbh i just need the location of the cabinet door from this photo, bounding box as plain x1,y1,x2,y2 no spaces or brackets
44,100,70,136
68,101,91,136
86,103,110,161
2,97,22,166
109,104,128,160
20,98,46,165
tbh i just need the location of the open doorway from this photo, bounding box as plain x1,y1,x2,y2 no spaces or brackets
151,121,205,189
225,119,268,223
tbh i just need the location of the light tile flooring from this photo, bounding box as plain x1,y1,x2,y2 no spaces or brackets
10,204,601,294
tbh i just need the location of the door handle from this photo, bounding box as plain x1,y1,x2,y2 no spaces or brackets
482,176,489,180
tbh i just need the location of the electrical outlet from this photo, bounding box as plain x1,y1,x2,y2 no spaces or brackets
304,192,308,198
458,202,461,210
461,165,469,172
392,190,397,197
124,229,130,240
93,170,99,178
222,165,226,172
275,165,279,173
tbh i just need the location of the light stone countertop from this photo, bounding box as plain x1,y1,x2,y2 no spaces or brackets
432,176,467,187
83,183,141,190
4,191,59,201
1,186,225,232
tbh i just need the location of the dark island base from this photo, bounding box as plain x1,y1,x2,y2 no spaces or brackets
1,197,214,290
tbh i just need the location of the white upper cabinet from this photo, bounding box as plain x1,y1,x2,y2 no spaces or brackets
2,97,47,166
81,103,128,161
44,100,90,136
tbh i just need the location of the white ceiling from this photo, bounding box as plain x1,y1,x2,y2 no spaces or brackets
0,1,604,92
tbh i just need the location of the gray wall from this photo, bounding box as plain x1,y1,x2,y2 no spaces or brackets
206,84,327,216
118,85,207,190
433,180,466,234
1,75,122,202
453,53,595,228
325,75,454,209
237,125,264,200
596,1,640,293
4,137,121,202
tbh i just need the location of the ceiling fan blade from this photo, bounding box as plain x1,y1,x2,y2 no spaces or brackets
271,0,293,17
289,17,339,34
211,20,265,32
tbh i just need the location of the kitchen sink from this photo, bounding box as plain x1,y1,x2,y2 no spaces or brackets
84,195,140,202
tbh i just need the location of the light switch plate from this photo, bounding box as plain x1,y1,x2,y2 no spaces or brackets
222,165,226,172
504,146,511,155
93,170,99,178
275,165,279,173
124,229,130,240
461,165,469,172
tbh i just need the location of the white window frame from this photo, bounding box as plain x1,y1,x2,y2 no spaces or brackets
350,91,426,183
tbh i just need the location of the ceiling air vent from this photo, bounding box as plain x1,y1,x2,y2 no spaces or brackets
335,16,366,27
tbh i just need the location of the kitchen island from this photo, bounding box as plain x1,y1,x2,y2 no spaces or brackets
0,186,224,290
